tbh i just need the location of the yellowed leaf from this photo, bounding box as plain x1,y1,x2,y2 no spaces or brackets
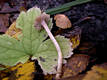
83,65,107,80
1,61,35,80
5,21,21,39
12,61,35,80
70,34,80,49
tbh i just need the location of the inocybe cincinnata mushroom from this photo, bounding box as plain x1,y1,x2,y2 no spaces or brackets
54,14,72,29
35,13,63,79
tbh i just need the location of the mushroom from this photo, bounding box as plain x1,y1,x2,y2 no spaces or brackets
54,14,72,29
35,13,63,79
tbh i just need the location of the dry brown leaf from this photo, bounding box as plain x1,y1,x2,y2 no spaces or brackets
62,54,90,78
0,14,9,32
54,14,72,29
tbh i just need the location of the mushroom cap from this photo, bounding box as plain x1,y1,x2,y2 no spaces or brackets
54,14,72,29
34,13,50,30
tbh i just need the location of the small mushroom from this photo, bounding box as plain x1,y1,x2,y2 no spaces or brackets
54,14,72,29
35,13,63,79
34,13,50,31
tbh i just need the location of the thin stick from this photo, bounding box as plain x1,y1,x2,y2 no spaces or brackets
41,20,63,79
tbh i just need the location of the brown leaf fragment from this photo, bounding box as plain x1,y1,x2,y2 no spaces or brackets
0,14,9,32
54,14,72,29
62,54,90,78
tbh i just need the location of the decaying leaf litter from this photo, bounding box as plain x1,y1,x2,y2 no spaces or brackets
0,0,107,80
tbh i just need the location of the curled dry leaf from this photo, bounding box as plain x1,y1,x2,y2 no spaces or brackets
54,14,72,29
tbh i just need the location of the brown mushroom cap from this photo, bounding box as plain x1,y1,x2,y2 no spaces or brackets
54,14,72,29
34,13,50,30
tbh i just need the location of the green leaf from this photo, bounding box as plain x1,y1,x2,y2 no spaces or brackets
16,8,53,55
0,35,29,66
0,7,73,74
45,0,92,15
32,36,73,74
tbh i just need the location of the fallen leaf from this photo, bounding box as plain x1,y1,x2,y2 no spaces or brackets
83,63,107,80
10,61,35,80
0,14,9,32
54,14,72,29
62,54,90,78
1,61,35,80
70,34,80,49
5,21,21,39
60,26,81,49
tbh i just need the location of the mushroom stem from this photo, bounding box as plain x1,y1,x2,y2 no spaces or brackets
41,20,63,79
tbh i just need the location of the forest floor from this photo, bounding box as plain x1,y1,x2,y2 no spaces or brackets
0,0,107,80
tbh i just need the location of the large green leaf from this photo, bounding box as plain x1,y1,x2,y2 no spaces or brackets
32,36,73,74
0,35,29,66
0,8,73,74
